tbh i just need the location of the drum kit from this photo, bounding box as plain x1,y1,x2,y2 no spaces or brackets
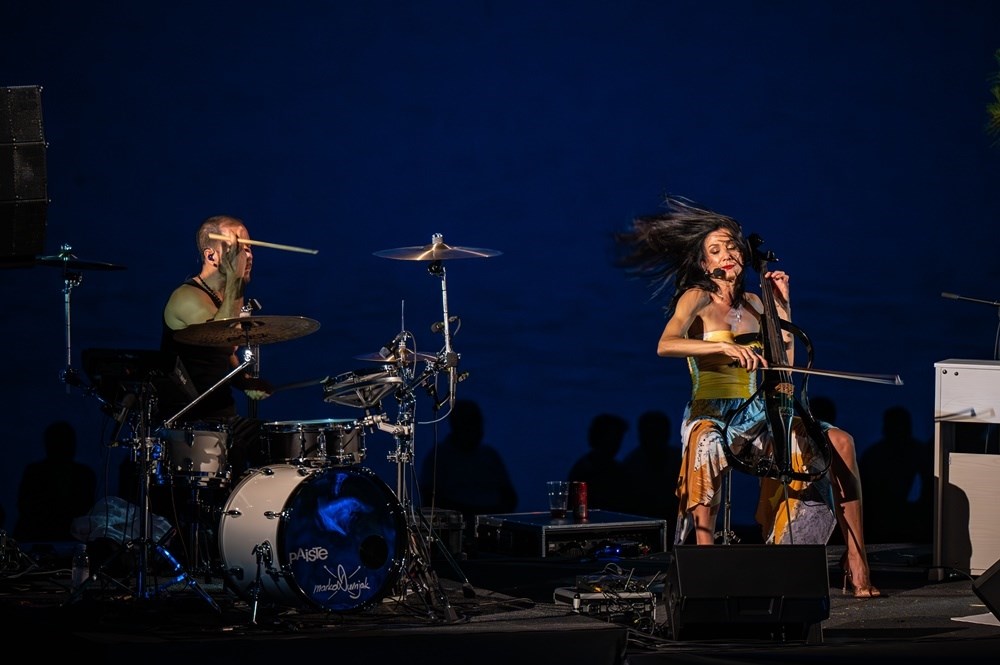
49,232,501,621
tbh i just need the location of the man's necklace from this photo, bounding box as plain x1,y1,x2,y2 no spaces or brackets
195,275,223,308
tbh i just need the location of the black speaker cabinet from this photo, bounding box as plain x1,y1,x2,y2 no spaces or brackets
667,544,830,644
0,85,47,266
972,556,1000,621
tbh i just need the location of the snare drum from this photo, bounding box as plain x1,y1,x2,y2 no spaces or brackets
322,366,403,408
261,418,364,466
158,422,230,488
218,464,407,612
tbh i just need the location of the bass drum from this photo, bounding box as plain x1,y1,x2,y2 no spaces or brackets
218,464,407,612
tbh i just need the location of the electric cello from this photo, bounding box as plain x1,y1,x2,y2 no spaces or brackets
721,233,902,484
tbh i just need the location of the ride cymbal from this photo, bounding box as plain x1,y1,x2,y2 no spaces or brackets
174,315,320,346
373,233,501,261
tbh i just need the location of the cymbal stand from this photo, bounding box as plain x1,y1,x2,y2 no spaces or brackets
428,260,460,411
163,347,255,428
56,246,84,394
242,297,263,419
370,363,461,622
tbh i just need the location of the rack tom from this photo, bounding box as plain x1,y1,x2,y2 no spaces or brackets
260,418,364,466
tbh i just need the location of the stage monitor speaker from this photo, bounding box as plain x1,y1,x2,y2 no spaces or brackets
0,85,48,267
972,556,1000,621
667,544,830,644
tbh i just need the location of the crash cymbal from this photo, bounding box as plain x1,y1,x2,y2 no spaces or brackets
35,253,126,271
355,348,438,363
174,315,320,346
373,232,501,261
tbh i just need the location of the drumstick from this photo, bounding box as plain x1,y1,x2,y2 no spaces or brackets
273,376,330,392
209,233,319,255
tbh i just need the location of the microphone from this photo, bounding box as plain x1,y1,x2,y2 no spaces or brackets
431,316,459,333
110,392,138,443
379,332,404,360
241,297,262,315
114,392,138,423
432,371,470,410
709,268,726,279
941,292,1000,307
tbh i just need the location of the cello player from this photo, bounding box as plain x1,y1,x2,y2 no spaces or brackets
614,195,880,598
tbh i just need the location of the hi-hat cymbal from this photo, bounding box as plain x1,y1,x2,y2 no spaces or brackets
36,253,126,271
174,315,320,346
373,233,501,261
355,348,437,363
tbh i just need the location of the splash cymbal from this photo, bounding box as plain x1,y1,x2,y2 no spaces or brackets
355,348,437,363
373,233,501,261
174,315,320,346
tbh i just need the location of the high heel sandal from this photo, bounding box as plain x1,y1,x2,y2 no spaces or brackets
840,552,883,598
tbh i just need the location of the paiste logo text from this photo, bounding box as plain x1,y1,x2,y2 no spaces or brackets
289,546,328,563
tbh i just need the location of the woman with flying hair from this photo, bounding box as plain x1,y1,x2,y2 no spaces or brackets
615,195,880,598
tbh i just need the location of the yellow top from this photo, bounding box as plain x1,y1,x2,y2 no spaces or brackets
687,330,762,400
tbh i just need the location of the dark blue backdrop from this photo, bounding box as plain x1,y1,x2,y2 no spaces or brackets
3,1,1000,535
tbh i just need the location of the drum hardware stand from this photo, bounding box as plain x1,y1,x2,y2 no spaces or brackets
428,259,460,413
379,358,472,621
180,484,225,579
246,541,273,625
364,236,501,619
123,387,222,611
153,350,253,589
241,297,264,419
163,347,255,427
0,532,39,577
38,243,126,394
58,261,84,395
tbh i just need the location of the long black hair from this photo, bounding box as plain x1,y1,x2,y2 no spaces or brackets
614,195,750,315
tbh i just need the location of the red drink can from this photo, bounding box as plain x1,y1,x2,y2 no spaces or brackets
569,481,588,521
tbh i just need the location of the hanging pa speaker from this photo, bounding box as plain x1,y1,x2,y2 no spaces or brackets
667,544,831,644
972,556,1000,621
0,85,48,267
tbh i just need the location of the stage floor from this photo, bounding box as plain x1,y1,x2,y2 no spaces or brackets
2,540,997,663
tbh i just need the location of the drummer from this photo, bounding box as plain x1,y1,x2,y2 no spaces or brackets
158,215,273,481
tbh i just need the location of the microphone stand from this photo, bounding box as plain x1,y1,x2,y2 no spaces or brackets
941,291,1000,360
942,291,1000,308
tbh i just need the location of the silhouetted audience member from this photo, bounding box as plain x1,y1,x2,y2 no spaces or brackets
568,413,631,512
13,420,98,542
860,405,933,544
418,399,518,535
621,410,682,529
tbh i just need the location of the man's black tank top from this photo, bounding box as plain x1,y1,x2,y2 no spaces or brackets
158,279,237,423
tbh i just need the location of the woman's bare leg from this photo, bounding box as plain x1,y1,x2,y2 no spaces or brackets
691,503,719,544
828,427,881,597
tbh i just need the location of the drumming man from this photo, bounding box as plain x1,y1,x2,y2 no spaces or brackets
157,215,273,482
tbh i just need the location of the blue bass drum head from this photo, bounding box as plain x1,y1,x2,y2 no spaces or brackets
280,466,406,611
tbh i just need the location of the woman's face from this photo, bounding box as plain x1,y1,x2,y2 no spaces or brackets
701,228,743,280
